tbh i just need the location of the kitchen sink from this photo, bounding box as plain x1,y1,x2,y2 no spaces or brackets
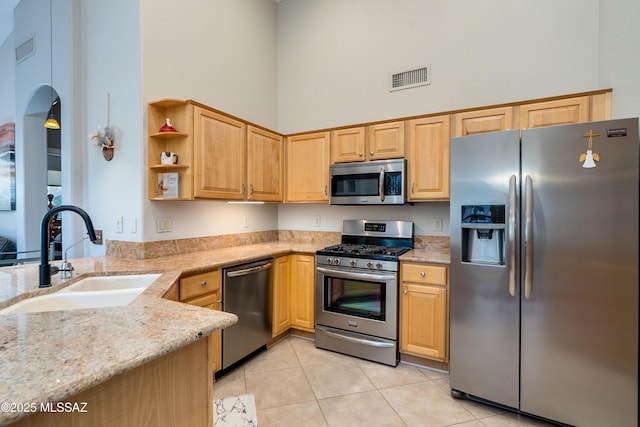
59,274,161,292
0,288,145,315
0,274,161,315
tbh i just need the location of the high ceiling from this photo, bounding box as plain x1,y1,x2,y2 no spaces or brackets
0,0,20,46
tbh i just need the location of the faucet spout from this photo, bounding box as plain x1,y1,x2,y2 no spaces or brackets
39,205,98,288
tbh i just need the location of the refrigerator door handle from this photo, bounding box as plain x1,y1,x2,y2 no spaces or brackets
524,175,533,299
508,175,517,297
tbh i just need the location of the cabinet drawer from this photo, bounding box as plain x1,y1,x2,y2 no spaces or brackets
183,292,218,308
401,263,447,286
180,270,221,301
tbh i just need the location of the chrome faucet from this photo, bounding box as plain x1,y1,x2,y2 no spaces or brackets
39,205,98,288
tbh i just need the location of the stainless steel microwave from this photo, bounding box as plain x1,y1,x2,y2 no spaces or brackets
329,159,406,205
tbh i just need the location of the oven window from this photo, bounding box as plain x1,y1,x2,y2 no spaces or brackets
324,277,385,321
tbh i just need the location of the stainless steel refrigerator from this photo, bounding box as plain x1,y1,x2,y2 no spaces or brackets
449,118,638,426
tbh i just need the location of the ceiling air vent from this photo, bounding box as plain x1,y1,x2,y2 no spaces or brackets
15,35,35,64
390,65,431,92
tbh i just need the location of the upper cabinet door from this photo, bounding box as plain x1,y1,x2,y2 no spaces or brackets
193,107,246,199
247,126,284,202
366,121,405,160
285,132,330,202
453,106,516,137
407,115,450,201
331,127,366,163
519,96,589,129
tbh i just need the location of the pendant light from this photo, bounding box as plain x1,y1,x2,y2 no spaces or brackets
44,0,59,130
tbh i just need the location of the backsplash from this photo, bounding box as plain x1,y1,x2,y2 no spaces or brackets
106,231,448,259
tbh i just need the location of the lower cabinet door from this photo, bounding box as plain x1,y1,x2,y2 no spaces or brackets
400,282,447,361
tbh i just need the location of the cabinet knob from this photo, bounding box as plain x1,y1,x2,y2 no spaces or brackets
324,185,328,195
370,151,374,156
403,289,408,295
200,281,207,287
358,152,363,157
420,271,425,278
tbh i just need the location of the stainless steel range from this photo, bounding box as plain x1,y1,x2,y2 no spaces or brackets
315,219,413,366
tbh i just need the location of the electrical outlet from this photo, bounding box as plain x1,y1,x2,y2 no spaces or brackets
243,216,249,228
157,217,172,233
115,216,123,233
433,218,443,232
314,215,321,227
94,229,103,245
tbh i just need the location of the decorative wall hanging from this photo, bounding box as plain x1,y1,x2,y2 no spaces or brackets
0,122,16,210
579,129,600,168
89,94,115,161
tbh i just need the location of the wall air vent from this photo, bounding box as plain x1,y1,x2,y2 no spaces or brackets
15,35,35,64
390,65,431,92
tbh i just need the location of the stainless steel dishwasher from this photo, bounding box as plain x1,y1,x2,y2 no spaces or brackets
222,258,273,370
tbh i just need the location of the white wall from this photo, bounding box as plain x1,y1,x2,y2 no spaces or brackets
278,203,450,237
141,0,278,129
598,0,640,120
139,0,279,241
81,0,144,255
276,0,600,134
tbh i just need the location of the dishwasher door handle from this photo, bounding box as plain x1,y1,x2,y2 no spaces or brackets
226,262,272,278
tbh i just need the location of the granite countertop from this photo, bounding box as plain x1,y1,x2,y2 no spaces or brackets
0,241,323,425
400,248,451,265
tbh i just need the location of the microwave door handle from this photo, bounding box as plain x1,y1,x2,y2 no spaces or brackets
379,166,385,202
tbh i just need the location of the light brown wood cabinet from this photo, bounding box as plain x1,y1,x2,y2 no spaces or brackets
330,126,366,163
453,106,516,137
519,93,610,129
149,100,283,202
519,96,590,129
406,115,450,201
331,123,404,163
271,256,291,337
366,121,405,160
179,270,223,373
289,254,315,331
247,126,284,202
285,132,330,202
193,106,247,200
148,100,194,200
400,262,448,362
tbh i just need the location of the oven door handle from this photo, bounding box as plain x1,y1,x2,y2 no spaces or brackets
316,266,395,282
321,328,395,348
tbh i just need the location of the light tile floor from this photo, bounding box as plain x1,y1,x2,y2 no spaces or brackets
213,335,556,427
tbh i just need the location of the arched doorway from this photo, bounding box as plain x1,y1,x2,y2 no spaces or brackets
17,85,60,260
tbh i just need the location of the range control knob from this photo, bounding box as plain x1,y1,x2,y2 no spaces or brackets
350,260,357,267
367,262,373,268
326,258,333,265
333,258,341,266
376,263,383,269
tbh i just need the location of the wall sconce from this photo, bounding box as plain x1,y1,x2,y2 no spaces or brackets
89,94,115,161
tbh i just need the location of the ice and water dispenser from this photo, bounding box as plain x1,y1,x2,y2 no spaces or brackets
461,205,505,265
